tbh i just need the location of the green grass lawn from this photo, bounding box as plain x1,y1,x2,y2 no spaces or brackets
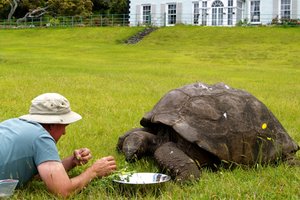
0,26,300,199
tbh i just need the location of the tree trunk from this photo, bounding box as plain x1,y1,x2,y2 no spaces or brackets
7,0,20,20
17,6,49,23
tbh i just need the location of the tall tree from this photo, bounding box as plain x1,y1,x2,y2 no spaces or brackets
16,0,47,19
7,0,20,20
0,0,129,20
91,0,109,13
47,0,93,16
0,0,9,9
109,0,128,15
0,0,45,19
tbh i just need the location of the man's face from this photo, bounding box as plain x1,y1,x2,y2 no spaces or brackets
50,124,68,142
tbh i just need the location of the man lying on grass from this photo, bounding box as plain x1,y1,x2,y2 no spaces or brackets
0,93,117,198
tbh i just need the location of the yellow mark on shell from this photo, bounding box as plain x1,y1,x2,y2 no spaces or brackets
262,123,267,130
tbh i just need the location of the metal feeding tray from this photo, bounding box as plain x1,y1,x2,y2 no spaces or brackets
113,172,171,185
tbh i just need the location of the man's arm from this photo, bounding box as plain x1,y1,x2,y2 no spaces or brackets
37,156,116,198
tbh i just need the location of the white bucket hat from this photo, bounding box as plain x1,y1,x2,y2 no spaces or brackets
19,93,82,124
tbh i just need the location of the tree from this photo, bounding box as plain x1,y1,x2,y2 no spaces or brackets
0,0,129,20
0,0,46,19
91,0,109,14
0,0,9,9
109,0,128,15
16,0,47,19
7,0,20,20
17,6,48,22
47,0,93,17
0,0,8,18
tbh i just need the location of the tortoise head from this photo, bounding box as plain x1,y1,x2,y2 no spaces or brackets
118,128,160,162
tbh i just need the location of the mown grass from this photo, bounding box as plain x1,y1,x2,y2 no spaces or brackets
0,26,299,199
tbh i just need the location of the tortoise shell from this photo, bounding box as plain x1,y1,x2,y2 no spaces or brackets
140,82,299,165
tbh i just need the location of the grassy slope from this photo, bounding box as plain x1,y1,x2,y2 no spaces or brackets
0,26,299,199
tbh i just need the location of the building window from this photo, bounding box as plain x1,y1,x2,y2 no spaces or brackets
237,0,243,8
168,4,176,25
142,5,151,24
201,1,207,26
228,0,233,25
250,0,260,22
193,2,200,24
281,0,291,19
212,0,224,26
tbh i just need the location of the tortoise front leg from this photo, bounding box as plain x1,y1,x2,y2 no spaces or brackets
154,142,200,182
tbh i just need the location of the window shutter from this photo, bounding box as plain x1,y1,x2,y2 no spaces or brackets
136,5,141,25
161,4,166,26
292,0,297,18
273,0,279,18
152,4,156,25
177,2,182,24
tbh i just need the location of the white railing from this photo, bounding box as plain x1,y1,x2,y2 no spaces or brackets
0,13,299,29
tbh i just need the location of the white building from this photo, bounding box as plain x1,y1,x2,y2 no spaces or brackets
129,0,300,26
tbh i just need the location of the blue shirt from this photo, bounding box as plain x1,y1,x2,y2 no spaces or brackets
0,118,61,187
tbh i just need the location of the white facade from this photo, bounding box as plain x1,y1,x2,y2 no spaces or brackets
129,0,300,26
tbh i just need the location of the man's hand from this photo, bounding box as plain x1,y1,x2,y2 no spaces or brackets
91,156,117,177
62,148,92,171
73,148,92,166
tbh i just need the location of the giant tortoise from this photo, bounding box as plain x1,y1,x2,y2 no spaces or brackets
117,82,299,181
